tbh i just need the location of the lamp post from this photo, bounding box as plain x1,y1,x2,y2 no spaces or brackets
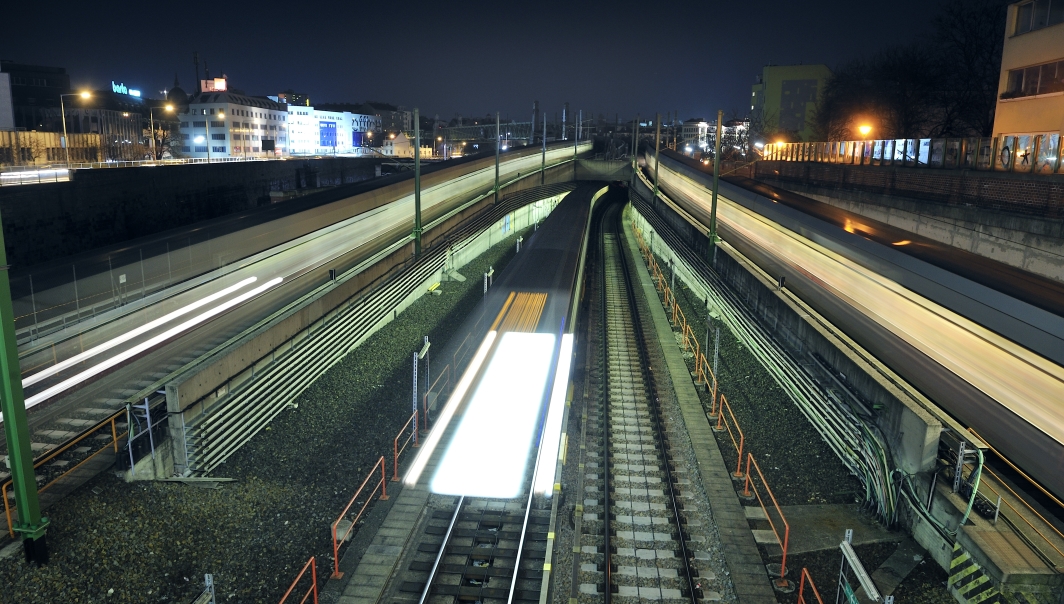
148,104,174,160
203,110,225,162
59,91,91,168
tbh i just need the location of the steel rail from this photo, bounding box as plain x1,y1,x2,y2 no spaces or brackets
418,496,465,604
609,205,700,602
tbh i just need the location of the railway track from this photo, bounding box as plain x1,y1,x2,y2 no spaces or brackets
394,495,550,604
572,204,703,603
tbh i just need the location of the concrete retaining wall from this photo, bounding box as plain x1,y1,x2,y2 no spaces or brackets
760,181,1064,284
0,157,382,267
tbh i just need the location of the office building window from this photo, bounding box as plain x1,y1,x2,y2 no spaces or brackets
1004,59,1064,97
193,121,206,128
212,146,226,153
181,146,191,152
194,146,208,152
211,133,225,140
180,122,189,128
1015,0,1064,34
210,120,225,127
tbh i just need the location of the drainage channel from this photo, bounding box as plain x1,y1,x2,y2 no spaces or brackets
390,494,550,604
573,205,702,603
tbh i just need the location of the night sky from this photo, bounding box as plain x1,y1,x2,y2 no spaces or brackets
2,0,942,123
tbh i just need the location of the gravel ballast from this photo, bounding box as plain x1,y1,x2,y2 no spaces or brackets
0,229,526,604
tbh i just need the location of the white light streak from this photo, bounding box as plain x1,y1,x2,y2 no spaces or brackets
22,278,283,411
534,333,573,496
23,278,258,388
430,332,555,499
404,331,498,487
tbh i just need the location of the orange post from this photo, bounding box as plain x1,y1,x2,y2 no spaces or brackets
797,568,823,604
714,394,744,478
278,556,318,604
393,412,419,481
743,453,791,588
331,456,387,579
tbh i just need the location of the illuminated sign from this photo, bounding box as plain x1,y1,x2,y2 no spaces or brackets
200,78,227,92
111,81,141,97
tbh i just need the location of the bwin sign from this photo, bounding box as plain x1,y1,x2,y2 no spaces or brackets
111,81,141,97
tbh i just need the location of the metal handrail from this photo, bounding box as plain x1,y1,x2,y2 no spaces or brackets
797,567,824,604
392,412,419,481
714,394,745,479
743,452,792,588
4,410,124,537
330,456,387,579
278,556,318,604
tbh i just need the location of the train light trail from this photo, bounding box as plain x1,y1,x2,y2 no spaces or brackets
534,333,574,497
19,277,283,412
22,277,259,388
430,332,556,498
404,331,497,487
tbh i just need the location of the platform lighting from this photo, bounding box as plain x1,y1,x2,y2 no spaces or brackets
59,91,92,167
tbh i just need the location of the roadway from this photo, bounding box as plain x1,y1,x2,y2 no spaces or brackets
2,142,592,449
646,151,1064,500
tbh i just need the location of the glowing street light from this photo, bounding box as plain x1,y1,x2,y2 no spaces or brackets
59,91,91,167
148,104,174,159
859,124,872,137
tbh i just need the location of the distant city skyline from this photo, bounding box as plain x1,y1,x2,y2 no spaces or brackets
1,0,942,123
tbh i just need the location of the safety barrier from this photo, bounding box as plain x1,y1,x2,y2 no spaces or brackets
713,394,745,479
966,429,1064,569
4,410,125,537
764,133,1064,175
278,557,318,604
743,452,791,588
796,567,823,604
330,456,388,579
392,413,419,481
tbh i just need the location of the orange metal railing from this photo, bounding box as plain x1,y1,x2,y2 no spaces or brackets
330,456,387,579
743,452,791,588
392,412,419,481
714,394,745,479
278,556,318,604
797,567,823,604
4,410,125,538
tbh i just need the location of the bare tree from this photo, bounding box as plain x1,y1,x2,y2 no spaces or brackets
933,0,1009,136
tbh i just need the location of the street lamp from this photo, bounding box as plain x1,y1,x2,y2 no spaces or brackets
859,124,872,138
59,91,91,167
148,104,174,160
204,111,224,162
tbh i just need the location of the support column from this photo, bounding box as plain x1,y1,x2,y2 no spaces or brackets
653,113,661,200
541,115,546,185
710,109,723,243
494,111,500,205
413,108,422,256
0,207,49,565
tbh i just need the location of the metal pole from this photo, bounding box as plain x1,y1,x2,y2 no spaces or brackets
149,109,156,159
61,95,70,168
541,116,546,185
72,265,81,321
414,108,422,257
0,207,49,564
494,111,500,205
412,352,418,436
532,100,538,146
653,113,661,200
710,109,722,243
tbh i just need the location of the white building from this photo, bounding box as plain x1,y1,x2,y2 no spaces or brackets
179,86,289,159
287,105,382,156
681,118,710,150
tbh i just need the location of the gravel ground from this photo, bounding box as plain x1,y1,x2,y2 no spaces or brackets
0,229,527,604
658,259,859,507
650,251,954,601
